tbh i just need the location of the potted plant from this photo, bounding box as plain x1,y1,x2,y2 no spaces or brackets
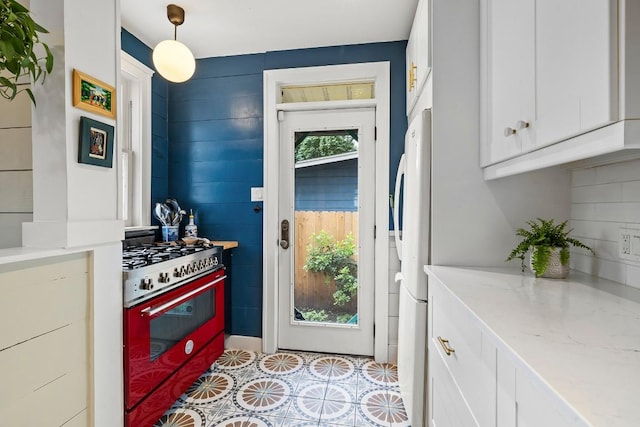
506,218,595,279
0,0,53,104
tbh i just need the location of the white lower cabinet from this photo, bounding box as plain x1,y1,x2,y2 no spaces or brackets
429,273,587,427
429,279,496,427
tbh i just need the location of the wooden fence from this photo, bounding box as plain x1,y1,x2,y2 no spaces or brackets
294,211,359,313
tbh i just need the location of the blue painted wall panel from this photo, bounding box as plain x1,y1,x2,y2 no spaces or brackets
122,29,407,338
169,118,263,144
195,53,266,79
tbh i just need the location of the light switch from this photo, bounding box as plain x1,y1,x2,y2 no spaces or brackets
251,187,264,202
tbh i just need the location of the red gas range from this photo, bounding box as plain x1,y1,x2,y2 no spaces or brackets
122,241,225,427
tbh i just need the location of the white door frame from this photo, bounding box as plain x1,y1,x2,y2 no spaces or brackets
263,62,390,362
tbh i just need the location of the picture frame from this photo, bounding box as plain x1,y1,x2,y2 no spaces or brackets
78,116,114,168
72,69,116,119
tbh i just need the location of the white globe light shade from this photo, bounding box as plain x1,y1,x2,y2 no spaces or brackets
153,39,196,83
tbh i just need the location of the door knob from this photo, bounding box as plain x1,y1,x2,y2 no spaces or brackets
280,219,290,249
504,127,517,137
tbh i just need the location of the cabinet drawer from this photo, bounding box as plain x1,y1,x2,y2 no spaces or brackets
430,279,496,426
429,344,478,427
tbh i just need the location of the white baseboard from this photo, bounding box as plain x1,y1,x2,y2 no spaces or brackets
224,335,263,353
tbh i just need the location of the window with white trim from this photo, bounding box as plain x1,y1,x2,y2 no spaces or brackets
119,51,153,228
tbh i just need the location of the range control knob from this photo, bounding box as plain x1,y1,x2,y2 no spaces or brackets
173,268,181,278
212,256,219,266
140,277,154,290
180,266,187,276
186,264,193,274
199,260,205,269
158,272,170,283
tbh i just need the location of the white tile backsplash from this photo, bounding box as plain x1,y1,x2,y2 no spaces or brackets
388,235,400,363
622,181,640,202
570,159,640,288
571,168,596,187
571,183,622,203
570,203,597,221
626,264,640,290
595,160,640,184
570,220,625,242
388,293,399,317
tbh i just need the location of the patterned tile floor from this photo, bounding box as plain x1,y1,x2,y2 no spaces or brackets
154,349,410,427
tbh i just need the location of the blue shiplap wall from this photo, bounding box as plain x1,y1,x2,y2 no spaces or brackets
121,29,170,222
295,159,358,212
121,30,407,337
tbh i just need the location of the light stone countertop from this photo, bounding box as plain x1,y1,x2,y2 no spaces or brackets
424,265,640,427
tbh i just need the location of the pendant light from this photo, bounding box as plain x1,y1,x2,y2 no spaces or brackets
152,4,196,83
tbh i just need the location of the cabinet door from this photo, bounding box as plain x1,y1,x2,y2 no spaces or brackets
535,0,617,149
414,0,431,94
406,26,419,114
485,0,535,164
429,347,479,427
406,0,431,116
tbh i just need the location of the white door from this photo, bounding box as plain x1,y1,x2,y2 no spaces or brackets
277,108,375,355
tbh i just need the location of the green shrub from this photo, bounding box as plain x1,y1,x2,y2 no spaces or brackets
301,309,329,322
336,313,354,324
304,230,358,307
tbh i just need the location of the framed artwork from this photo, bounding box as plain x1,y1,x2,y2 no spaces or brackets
78,116,114,168
72,69,116,119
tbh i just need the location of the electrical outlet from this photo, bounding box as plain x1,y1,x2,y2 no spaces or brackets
622,233,631,255
619,228,640,261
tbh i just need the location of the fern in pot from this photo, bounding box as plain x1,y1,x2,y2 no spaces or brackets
506,218,594,279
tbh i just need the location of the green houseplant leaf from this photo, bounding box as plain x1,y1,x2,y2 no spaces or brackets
506,218,595,277
0,0,54,105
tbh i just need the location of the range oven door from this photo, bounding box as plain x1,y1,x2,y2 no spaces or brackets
124,269,225,410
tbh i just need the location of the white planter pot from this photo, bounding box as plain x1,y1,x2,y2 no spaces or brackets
529,246,569,279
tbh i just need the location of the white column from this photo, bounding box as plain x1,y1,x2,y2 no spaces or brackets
23,0,124,248
24,2,124,427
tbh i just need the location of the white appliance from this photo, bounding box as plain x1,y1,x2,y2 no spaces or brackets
393,108,431,427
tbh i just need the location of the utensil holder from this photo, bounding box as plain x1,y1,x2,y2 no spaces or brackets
162,225,179,242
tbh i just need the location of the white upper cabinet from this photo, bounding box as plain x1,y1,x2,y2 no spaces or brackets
406,0,430,115
481,0,640,179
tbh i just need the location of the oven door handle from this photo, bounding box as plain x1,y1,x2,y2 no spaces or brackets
140,275,226,317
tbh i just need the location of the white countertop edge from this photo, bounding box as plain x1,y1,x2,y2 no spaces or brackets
0,242,121,266
424,265,640,427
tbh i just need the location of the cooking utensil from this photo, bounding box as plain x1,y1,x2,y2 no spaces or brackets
154,203,169,226
173,209,186,225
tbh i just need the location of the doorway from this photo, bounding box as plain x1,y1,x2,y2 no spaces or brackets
263,62,391,361
277,108,375,355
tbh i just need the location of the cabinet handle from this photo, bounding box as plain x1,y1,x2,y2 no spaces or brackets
504,127,517,137
408,63,417,91
517,120,530,130
437,336,455,356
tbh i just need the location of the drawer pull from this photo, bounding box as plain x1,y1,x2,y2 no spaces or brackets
437,336,455,356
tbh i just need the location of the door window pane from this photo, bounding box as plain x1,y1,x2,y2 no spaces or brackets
292,131,359,325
